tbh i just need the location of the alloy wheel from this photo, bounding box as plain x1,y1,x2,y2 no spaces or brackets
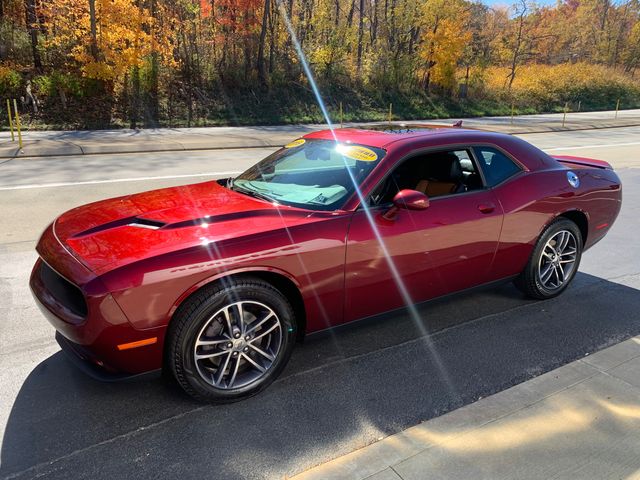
537,230,578,291
193,301,282,390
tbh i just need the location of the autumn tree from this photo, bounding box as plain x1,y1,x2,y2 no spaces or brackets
623,20,640,75
2,0,640,127
40,0,173,81
418,0,471,92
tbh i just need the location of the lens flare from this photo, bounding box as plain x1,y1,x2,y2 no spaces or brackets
277,0,458,395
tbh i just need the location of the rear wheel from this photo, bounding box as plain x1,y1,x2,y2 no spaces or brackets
167,278,296,403
515,218,583,299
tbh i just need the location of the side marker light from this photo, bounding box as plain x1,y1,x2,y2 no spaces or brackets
117,337,158,351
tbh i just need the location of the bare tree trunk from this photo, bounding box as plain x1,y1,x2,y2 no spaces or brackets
131,66,140,128
268,2,277,74
0,1,4,60
371,0,378,45
356,0,364,76
257,0,270,85
88,0,99,60
25,79,38,113
149,0,159,125
507,3,526,90
24,0,42,70
600,0,609,30
423,21,439,93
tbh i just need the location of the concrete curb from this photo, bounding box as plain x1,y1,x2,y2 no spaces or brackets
291,336,640,480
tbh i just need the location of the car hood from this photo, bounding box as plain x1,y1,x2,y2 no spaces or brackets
53,180,327,275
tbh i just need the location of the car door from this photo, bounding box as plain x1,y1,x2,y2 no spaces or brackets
343,148,504,323
470,145,528,281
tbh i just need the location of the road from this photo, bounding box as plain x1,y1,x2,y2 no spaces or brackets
1,126,639,479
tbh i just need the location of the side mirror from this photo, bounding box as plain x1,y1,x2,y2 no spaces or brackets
383,189,429,220
393,189,430,210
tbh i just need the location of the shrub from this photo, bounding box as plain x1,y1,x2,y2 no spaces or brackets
480,63,640,111
33,72,83,99
0,66,21,97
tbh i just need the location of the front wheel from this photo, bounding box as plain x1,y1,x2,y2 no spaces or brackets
167,278,296,403
515,218,583,299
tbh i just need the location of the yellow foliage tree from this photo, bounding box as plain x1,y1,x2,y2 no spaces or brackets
418,0,471,92
40,0,174,81
623,20,640,74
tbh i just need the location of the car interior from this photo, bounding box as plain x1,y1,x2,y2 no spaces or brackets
370,149,484,206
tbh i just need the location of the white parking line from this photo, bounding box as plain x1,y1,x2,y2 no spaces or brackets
543,142,640,151
0,171,242,191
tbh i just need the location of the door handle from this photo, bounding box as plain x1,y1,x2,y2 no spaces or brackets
477,203,495,214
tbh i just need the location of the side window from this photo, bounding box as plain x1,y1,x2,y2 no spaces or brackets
474,147,521,187
370,148,483,205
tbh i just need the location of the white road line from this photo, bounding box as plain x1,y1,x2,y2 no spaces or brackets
0,171,242,191
543,142,640,151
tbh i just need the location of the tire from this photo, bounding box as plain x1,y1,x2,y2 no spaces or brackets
167,277,296,403
515,218,583,300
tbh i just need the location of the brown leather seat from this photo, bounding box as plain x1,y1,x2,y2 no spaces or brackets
415,179,458,196
415,153,464,197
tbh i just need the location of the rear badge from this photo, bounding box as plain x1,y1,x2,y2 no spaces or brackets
567,171,580,188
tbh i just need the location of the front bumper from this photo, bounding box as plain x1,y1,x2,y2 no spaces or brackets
30,224,166,377
56,332,160,382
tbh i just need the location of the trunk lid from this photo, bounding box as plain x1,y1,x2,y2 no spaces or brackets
553,155,613,170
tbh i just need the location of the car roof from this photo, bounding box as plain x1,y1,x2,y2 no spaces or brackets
303,124,492,149
303,124,554,172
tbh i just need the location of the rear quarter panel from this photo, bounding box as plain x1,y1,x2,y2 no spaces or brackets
490,166,621,280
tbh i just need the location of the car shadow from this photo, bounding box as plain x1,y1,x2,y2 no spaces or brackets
2,273,640,479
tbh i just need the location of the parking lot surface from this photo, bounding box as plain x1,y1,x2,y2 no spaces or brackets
1,126,638,479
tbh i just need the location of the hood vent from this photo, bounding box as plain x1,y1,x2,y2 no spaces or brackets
71,216,166,238
127,218,166,230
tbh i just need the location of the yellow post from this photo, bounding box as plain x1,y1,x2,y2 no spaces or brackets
615,99,620,119
13,99,23,150
388,103,392,125
562,101,568,128
6,99,15,142
339,102,343,128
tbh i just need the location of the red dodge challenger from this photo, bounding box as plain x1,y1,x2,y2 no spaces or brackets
30,125,622,402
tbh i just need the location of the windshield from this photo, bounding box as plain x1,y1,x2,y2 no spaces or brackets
232,139,386,210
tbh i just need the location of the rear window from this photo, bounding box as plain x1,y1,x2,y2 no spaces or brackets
474,147,521,187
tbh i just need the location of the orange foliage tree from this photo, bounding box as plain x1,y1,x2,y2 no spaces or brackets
39,0,174,81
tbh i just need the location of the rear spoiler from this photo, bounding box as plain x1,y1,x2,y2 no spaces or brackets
553,155,613,170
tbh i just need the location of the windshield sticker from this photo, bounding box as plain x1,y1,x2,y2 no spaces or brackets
337,145,378,162
284,138,306,148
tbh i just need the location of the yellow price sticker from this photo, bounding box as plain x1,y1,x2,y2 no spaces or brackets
284,138,306,148
337,145,378,162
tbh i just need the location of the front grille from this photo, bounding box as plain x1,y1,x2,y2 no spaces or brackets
39,261,88,318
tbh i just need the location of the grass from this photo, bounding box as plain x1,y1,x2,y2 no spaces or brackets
2,82,639,131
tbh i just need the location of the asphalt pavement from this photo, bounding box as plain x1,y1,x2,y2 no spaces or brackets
0,124,639,479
